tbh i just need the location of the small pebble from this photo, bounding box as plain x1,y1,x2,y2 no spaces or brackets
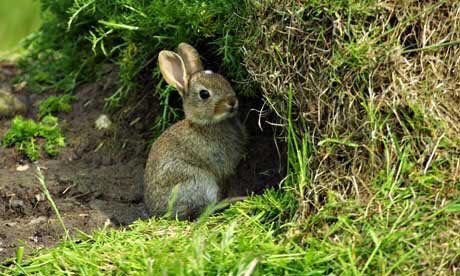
29,216,47,225
95,114,112,130
29,236,39,243
13,81,27,91
16,164,30,172
9,199,25,209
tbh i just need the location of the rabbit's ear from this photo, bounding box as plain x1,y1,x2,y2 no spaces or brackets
178,43,203,75
158,50,187,95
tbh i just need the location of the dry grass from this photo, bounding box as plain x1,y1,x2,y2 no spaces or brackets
242,0,459,203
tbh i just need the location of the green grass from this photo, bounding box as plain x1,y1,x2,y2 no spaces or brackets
1,115,65,160
0,0,41,56
2,119,458,274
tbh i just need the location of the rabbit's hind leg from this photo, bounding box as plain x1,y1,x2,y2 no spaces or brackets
167,172,220,220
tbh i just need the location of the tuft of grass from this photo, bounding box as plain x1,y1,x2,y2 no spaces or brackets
150,82,181,139
2,127,458,274
2,115,65,160
0,191,310,275
38,94,78,118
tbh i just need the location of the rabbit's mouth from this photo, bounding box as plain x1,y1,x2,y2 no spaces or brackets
214,97,238,118
212,108,238,123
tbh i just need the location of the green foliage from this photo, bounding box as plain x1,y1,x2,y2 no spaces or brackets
2,115,65,160
150,84,181,139
19,0,249,99
2,191,309,275
38,94,78,118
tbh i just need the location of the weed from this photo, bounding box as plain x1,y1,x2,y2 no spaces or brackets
38,94,78,118
150,82,181,139
2,115,65,160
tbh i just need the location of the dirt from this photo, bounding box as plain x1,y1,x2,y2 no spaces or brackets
0,62,284,261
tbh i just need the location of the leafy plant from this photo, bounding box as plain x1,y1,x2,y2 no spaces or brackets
2,115,65,160
38,94,78,118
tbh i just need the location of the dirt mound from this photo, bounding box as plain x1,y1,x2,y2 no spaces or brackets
0,62,283,260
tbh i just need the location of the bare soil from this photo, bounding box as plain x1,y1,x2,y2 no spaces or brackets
0,62,284,261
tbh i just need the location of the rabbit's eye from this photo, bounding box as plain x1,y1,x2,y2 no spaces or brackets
199,89,210,100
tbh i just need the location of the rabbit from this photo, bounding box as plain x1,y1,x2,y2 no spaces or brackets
144,43,247,220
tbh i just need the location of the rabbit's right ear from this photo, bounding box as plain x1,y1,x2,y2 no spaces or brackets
158,50,187,96
177,43,203,75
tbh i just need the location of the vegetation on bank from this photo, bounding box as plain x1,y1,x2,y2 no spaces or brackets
38,95,78,118
1,94,74,160
2,115,65,160
1,0,459,274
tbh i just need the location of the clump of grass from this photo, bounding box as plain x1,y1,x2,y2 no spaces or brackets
2,115,65,160
2,191,305,275
239,1,460,272
38,94,77,118
150,83,181,139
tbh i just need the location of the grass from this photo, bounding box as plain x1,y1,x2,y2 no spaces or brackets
0,0,41,56
2,117,458,274
36,166,69,240
1,0,459,274
18,0,249,97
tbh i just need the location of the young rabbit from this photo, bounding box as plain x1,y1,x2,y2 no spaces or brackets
144,43,246,220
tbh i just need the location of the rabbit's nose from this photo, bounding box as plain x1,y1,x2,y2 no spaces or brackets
226,97,238,111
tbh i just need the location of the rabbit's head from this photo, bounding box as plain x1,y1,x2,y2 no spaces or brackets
158,43,238,125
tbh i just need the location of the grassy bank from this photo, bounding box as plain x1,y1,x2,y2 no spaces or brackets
2,0,459,274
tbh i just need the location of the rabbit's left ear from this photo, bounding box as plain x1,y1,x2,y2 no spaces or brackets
178,43,203,75
158,50,187,96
